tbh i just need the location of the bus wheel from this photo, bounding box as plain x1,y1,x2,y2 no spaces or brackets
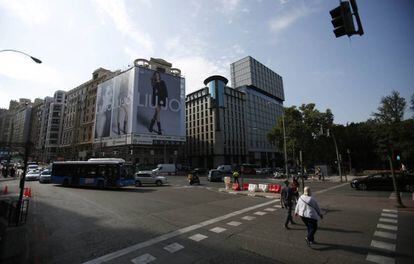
135,180,142,187
63,179,69,186
156,180,162,186
97,180,104,189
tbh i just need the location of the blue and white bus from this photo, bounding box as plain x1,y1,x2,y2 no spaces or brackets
51,158,135,188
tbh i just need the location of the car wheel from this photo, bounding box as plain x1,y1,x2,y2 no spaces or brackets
156,180,162,186
135,180,142,187
359,183,367,191
63,178,69,186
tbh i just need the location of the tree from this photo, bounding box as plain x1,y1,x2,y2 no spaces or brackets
372,91,406,123
411,94,414,118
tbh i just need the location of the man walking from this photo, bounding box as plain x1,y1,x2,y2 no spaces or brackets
281,180,295,229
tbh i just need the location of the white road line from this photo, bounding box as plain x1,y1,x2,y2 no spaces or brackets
374,231,397,240
273,205,282,208
131,253,156,264
163,242,184,253
209,227,226,233
188,233,208,242
82,199,276,264
241,216,256,221
382,209,397,213
227,221,242,226
379,218,398,224
264,208,276,212
381,213,397,218
366,253,395,264
371,240,396,252
254,211,267,216
315,182,349,194
377,224,398,231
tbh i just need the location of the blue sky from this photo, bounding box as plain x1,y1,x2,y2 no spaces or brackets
0,0,413,124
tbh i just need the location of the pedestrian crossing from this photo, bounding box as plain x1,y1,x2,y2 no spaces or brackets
366,208,398,264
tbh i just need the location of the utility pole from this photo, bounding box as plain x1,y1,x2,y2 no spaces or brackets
282,114,289,178
347,148,352,176
331,132,342,182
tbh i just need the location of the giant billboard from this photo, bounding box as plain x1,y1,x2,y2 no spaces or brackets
94,66,185,146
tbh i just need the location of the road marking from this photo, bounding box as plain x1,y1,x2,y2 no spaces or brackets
381,213,397,218
227,221,242,226
189,234,207,242
254,211,267,216
131,254,156,264
241,216,256,221
371,240,396,252
273,205,282,208
264,208,276,212
366,253,395,264
382,209,397,213
377,224,398,231
374,231,397,240
379,218,397,224
83,199,276,264
209,227,226,233
315,182,349,194
163,242,184,253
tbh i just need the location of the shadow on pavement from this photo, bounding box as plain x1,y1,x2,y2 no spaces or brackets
52,184,156,193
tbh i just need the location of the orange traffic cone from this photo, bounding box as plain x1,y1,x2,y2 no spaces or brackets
23,187,29,197
2,185,8,194
27,188,32,198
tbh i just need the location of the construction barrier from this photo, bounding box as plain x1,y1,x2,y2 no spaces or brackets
258,184,269,192
232,183,240,191
2,185,8,194
242,183,249,191
224,177,231,190
248,184,258,192
268,184,281,193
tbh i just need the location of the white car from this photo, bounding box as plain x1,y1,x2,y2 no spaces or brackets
25,169,41,181
135,171,168,186
39,170,52,183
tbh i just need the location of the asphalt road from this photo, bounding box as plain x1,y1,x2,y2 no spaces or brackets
1,176,414,264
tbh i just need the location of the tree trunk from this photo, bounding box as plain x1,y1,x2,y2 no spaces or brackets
388,155,404,208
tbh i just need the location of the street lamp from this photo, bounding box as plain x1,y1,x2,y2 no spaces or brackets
281,114,289,178
0,49,42,64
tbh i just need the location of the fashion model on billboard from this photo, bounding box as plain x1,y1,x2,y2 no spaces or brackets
149,71,168,135
95,84,113,138
113,74,131,135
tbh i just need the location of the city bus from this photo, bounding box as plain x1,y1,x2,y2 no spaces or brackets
51,158,135,188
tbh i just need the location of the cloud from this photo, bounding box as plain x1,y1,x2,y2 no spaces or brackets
269,3,315,33
92,0,154,55
232,44,245,55
216,0,240,13
0,0,52,25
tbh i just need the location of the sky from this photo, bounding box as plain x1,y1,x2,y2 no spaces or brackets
0,0,413,124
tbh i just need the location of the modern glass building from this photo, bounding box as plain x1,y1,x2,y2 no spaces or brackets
231,56,285,166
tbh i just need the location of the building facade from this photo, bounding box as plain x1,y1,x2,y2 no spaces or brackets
231,56,285,166
186,75,246,168
60,68,116,160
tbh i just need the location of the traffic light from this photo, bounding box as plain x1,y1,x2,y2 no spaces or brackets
330,1,355,38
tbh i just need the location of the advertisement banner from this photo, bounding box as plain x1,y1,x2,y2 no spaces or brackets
94,66,185,144
132,67,185,141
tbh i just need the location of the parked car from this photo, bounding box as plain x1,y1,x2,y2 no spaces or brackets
152,164,177,175
256,168,271,175
25,169,41,181
135,171,168,186
207,169,223,182
351,172,414,192
39,169,52,183
193,168,207,176
217,165,232,174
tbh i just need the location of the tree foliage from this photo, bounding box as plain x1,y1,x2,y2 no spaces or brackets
411,94,414,117
372,90,406,123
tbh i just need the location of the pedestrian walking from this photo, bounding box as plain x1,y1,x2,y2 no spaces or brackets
281,180,295,229
294,186,323,246
232,170,240,186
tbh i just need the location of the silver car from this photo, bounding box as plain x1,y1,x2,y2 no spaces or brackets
135,171,167,186
39,170,52,183
25,169,41,181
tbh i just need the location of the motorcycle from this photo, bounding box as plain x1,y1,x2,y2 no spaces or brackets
187,173,200,185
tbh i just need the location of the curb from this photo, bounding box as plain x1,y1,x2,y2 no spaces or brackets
219,188,280,199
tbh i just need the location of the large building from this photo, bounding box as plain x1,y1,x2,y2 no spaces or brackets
231,56,285,166
93,58,185,165
60,68,116,160
186,76,246,168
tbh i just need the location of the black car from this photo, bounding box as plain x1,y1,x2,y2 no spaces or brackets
351,173,414,192
207,169,223,182
193,168,207,176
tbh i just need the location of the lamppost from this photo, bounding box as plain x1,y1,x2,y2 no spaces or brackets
325,128,343,182
0,49,42,64
1,50,43,225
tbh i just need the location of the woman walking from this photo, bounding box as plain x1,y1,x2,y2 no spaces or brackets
149,71,168,135
295,186,323,246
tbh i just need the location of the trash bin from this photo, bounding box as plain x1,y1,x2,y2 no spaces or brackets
224,176,231,190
